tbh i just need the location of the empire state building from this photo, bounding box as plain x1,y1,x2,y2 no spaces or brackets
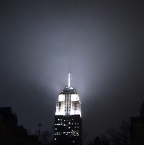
54,74,82,145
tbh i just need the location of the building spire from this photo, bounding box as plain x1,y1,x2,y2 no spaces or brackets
68,73,70,87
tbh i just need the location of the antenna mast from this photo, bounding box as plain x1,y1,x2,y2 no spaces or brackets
68,73,70,87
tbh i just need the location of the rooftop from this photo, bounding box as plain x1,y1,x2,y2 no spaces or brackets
59,87,77,94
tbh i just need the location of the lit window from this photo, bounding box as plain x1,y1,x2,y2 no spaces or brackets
54,132,61,135
54,128,57,130
54,138,56,140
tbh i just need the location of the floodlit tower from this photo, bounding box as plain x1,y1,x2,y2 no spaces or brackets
54,74,82,145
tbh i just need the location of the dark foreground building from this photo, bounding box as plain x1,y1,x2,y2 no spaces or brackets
131,101,144,145
54,74,82,145
0,107,41,145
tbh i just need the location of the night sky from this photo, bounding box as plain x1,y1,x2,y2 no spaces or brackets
1,0,144,138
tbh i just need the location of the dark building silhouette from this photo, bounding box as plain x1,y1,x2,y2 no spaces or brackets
93,136,110,145
0,107,17,127
130,101,144,145
94,136,101,145
0,107,41,145
0,107,18,144
54,74,82,145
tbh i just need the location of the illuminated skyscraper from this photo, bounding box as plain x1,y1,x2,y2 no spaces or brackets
54,74,82,145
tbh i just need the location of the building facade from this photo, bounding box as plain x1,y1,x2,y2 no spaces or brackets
0,107,41,145
130,101,144,145
54,74,82,145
